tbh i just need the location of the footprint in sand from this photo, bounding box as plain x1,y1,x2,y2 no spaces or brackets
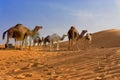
26,62,39,68
21,62,43,70
15,73,32,79
13,68,21,72
0,66,7,70
15,74,25,79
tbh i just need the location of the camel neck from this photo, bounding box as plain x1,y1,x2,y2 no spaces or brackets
61,36,65,40
79,32,86,38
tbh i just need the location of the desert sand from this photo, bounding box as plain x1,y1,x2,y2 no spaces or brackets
0,29,120,80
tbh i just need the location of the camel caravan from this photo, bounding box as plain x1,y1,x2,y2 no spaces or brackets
2,24,92,51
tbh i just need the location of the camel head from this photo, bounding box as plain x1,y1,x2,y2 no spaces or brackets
82,30,88,33
79,30,88,38
85,33,92,41
33,25,43,32
63,34,67,37
61,34,67,40
70,26,75,30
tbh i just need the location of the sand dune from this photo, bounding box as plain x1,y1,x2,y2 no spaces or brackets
92,29,120,48
0,29,120,80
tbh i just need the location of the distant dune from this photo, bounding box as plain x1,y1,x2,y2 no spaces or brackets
92,29,120,48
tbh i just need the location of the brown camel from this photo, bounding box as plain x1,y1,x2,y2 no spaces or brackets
3,24,42,49
67,26,87,50
67,26,79,50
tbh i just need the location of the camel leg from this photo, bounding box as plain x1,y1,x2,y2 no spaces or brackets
68,39,72,50
49,42,53,51
18,41,20,49
14,40,16,49
71,39,73,50
19,41,23,49
88,40,92,48
5,36,9,48
38,43,40,50
26,37,32,50
56,42,59,50
14,39,17,49
49,43,52,51
39,42,43,50
29,37,33,50
68,40,70,50
16,40,20,49
21,40,24,50
25,37,29,48
76,40,79,50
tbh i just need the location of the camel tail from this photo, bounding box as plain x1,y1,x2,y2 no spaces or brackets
3,30,7,40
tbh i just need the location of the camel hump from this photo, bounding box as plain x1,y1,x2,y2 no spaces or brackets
15,24,22,26
3,30,7,40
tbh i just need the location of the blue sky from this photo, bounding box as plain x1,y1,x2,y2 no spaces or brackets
0,0,120,44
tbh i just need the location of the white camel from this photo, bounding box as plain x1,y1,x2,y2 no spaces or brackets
85,33,92,44
80,33,92,49
46,33,67,51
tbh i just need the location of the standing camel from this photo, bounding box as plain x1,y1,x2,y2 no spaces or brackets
43,35,50,46
67,26,79,50
3,24,42,49
43,33,67,51
79,30,88,39
85,33,92,44
67,26,87,50
79,33,92,49
33,36,44,46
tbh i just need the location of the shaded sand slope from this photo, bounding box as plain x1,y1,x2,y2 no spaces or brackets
92,29,120,48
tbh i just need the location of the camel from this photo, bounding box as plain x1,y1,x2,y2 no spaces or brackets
33,36,44,46
79,30,88,39
67,26,79,50
85,33,92,44
43,33,67,51
79,33,92,49
43,35,50,46
43,35,50,45
67,26,87,50
42,35,50,50
3,24,42,49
